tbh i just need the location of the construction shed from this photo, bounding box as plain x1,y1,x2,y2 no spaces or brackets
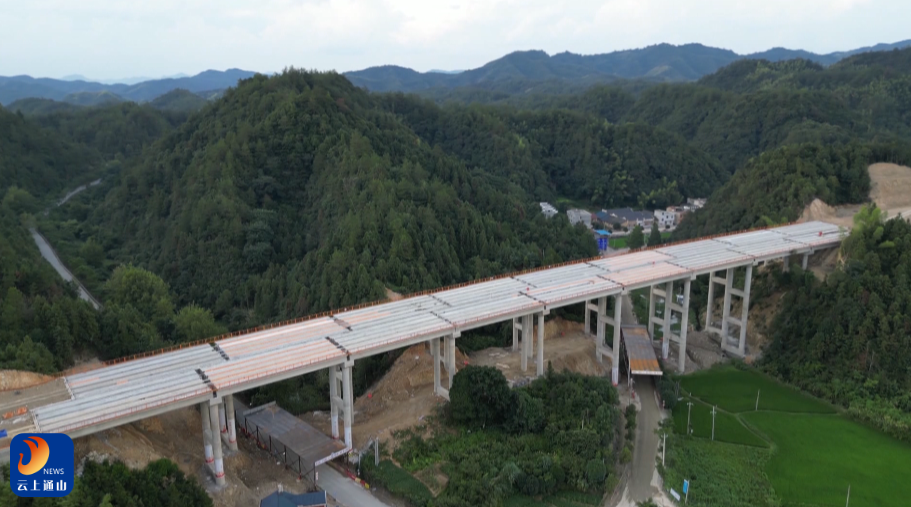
260,488,327,507
237,402,348,484
620,325,662,382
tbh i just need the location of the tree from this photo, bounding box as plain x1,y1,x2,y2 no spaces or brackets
105,265,174,324
648,221,661,246
627,225,645,249
507,389,545,433
449,366,513,428
174,305,226,343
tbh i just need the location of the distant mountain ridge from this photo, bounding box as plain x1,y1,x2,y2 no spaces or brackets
3,40,910,105
344,40,911,92
0,68,257,105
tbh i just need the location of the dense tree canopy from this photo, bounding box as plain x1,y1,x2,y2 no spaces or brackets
2,459,212,507
764,210,911,441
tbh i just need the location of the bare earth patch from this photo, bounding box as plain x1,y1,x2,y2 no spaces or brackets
800,163,911,227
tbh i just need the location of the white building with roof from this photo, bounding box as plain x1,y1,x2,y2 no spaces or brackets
567,209,592,228
539,202,558,218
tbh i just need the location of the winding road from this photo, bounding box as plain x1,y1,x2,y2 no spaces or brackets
31,178,103,309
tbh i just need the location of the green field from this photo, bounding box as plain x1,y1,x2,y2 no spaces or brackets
744,412,911,507
680,365,834,413
669,366,911,507
662,435,776,507
672,397,768,447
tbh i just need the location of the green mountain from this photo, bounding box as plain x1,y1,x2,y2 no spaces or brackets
149,88,209,112
77,71,616,326
0,106,97,197
345,40,911,93
7,97,82,116
0,68,256,105
63,90,124,107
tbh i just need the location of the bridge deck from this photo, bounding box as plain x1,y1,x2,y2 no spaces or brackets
26,221,841,438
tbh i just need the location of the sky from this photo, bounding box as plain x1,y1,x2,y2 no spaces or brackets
0,0,908,81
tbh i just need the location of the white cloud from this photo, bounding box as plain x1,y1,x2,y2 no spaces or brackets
0,0,905,79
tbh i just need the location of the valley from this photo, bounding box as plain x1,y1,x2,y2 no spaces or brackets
3,44,911,507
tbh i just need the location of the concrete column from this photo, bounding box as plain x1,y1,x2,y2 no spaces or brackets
219,403,227,434
447,335,457,386
678,279,692,373
721,268,734,345
209,400,225,486
738,265,753,356
512,318,519,351
782,255,790,273
431,337,441,396
705,271,716,331
596,296,607,352
536,312,545,376
648,285,657,338
521,314,532,372
342,362,354,448
611,295,622,385
200,402,213,465
225,395,237,451
801,253,809,270
329,365,340,439
584,300,591,335
662,281,673,359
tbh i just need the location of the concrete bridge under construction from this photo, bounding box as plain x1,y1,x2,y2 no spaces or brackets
0,221,842,485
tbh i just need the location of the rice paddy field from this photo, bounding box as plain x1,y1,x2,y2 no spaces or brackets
669,365,911,507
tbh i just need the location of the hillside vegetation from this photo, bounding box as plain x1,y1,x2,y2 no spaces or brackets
73,69,725,328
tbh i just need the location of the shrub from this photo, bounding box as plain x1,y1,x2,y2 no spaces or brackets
620,446,632,464
362,456,433,507
449,365,513,428
585,458,607,488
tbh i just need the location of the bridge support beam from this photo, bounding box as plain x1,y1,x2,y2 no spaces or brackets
208,399,226,486
433,334,458,399
782,255,790,273
802,253,809,270
521,313,533,372
225,395,237,451
218,403,227,435
330,361,354,448
649,283,672,359
536,312,545,377
595,295,622,385
595,297,607,362
200,402,214,466
512,317,520,351
647,287,656,338
708,266,753,357
677,279,691,373
659,278,692,373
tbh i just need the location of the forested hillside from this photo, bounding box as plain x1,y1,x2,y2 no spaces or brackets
0,106,97,196
72,69,730,329
26,102,186,160
673,142,911,238
764,209,911,441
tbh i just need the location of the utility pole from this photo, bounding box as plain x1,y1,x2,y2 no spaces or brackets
662,432,667,466
711,405,717,441
755,389,761,411
686,401,694,435
846,484,851,507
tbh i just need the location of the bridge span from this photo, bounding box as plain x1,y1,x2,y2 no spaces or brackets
1,221,841,485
